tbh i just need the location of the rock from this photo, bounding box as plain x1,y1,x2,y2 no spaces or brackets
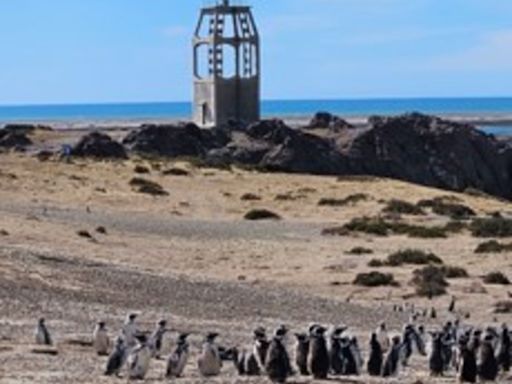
2,124,52,134
343,112,512,199
0,130,33,149
306,112,354,132
72,132,127,159
123,123,229,158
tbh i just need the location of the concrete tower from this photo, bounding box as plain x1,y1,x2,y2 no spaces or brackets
193,0,260,128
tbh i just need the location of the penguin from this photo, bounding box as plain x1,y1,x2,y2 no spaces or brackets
243,327,270,375
350,336,363,374
339,336,358,376
458,338,477,383
448,296,456,313
93,321,110,356
497,324,511,372
401,325,414,367
35,318,52,346
367,332,383,376
382,335,401,377
198,332,222,377
429,332,445,377
122,313,138,348
105,337,127,377
308,325,329,379
126,335,151,380
165,333,189,378
149,319,167,359
478,334,499,382
294,333,310,376
441,323,455,371
469,329,482,354
328,327,345,375
265,326,291,383
430,307,437,319
376,323,390,352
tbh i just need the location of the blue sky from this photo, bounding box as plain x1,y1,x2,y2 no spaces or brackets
0,0,511,105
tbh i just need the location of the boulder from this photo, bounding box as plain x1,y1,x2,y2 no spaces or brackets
306,111,354,132
123,123,229,158
0,130,33,148
343,112,512,199
72,132,127,159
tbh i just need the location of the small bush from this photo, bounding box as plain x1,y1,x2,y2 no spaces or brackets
162,167,190,176
96,226,107,235
398,225,447,239
441,265,469,279
412,266,449,297
344,217,389,236
353,272,398,287
432,202,475,220
494,300,512,314
134,165,150,174
129,177,169,196
443,220,467,234
346,247,373,255
321,226,350,236
368,259,385,267
383,199,425,215
241,193,262,201
470,218,512,238
387,249,443,267
244,209,281,221
77,230,93,239
483,272,511,285
475,240,512,253
0,229,8,236
318,193,368,207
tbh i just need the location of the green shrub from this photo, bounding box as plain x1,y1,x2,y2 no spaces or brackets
346,247,373,255
162,167,190,176
368,259,385,267
441,265,469,279
470,218,512,238
244,209,281,221
475,240,512,253
129,177,169,196
399,225,448,239
412,265,449,297
321,226,350,236
241,193,262,201
383,199,425,215
318,193,368,207
134,164,150,174
443,220,468,234
418,197,475,219
353,272,398,287
483,272,511,285
344,217,389,236
387,249,443,267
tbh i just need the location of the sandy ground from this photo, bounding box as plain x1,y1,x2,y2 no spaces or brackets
1,129,512,383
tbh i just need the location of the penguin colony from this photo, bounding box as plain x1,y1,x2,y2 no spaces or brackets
32,312,512,382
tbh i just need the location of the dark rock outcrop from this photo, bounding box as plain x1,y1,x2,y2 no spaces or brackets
3,124,53,134
343,113,512,199
306,111,354,132
120,113,512,200
123,123,230,158
0,129,33,149
72,132,127,159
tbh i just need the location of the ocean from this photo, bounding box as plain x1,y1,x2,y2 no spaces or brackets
1,97,512,134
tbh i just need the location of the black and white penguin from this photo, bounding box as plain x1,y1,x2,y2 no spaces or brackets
350,336,363,374
376,322,390,352
497,324,511,372
382,335,401,377
105,337,127,377
35,318,52,346
401,325,414,367
253,327,270,370
367,332,383,376
478,334,499,382
441,322,455,371
328,327,345,375
198,332,222,377
448,295,456,312
165,333,190,378
294,333,310,376
308,325,329,379
149,319,167,359
122,313,138,348
430,307,437,319
429,332,445,377
127,335,151,380
458,337,477,383
265,326,291,383
339,336,358,376
240,328,269,376
93,321,110,356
